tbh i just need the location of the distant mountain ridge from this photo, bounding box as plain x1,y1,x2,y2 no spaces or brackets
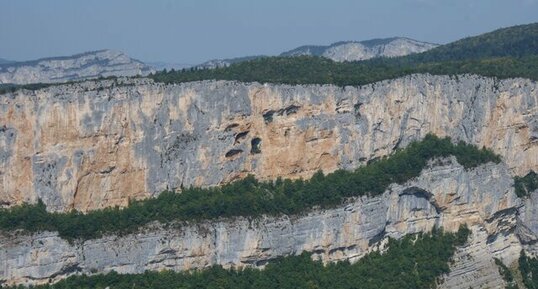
280,37,439,61
0,50,154,85
0,37,437,84
196,37,438,68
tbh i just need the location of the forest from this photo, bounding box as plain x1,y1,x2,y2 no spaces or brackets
0,134,499,240
149,55,538,87
8,227,470,289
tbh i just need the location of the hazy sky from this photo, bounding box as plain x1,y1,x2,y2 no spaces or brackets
1,0,537,64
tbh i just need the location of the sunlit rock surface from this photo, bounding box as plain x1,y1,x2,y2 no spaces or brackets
0,74,536,212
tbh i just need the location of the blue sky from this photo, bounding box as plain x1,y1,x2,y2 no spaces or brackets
1,0,537,64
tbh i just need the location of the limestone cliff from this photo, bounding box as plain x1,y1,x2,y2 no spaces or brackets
0,74,536,212
0,158,528,288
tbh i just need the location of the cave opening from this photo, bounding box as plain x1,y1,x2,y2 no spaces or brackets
251,138,262,154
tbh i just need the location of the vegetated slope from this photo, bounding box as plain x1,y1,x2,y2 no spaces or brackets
150,55,538,86
0,135,499,240
407,22,538,62
149,22,538,86
6,227,470,289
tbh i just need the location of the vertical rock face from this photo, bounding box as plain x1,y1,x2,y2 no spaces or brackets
0,74,536,212
0,50,154,85
0,158,524,287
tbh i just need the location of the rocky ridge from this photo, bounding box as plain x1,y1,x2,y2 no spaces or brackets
0,50,154,85
0,157,531,288
280,37,439,62
196,37,438,68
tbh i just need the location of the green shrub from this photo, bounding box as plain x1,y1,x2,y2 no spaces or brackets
519,251,538,289
494,258,519,289
514,171,538,198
